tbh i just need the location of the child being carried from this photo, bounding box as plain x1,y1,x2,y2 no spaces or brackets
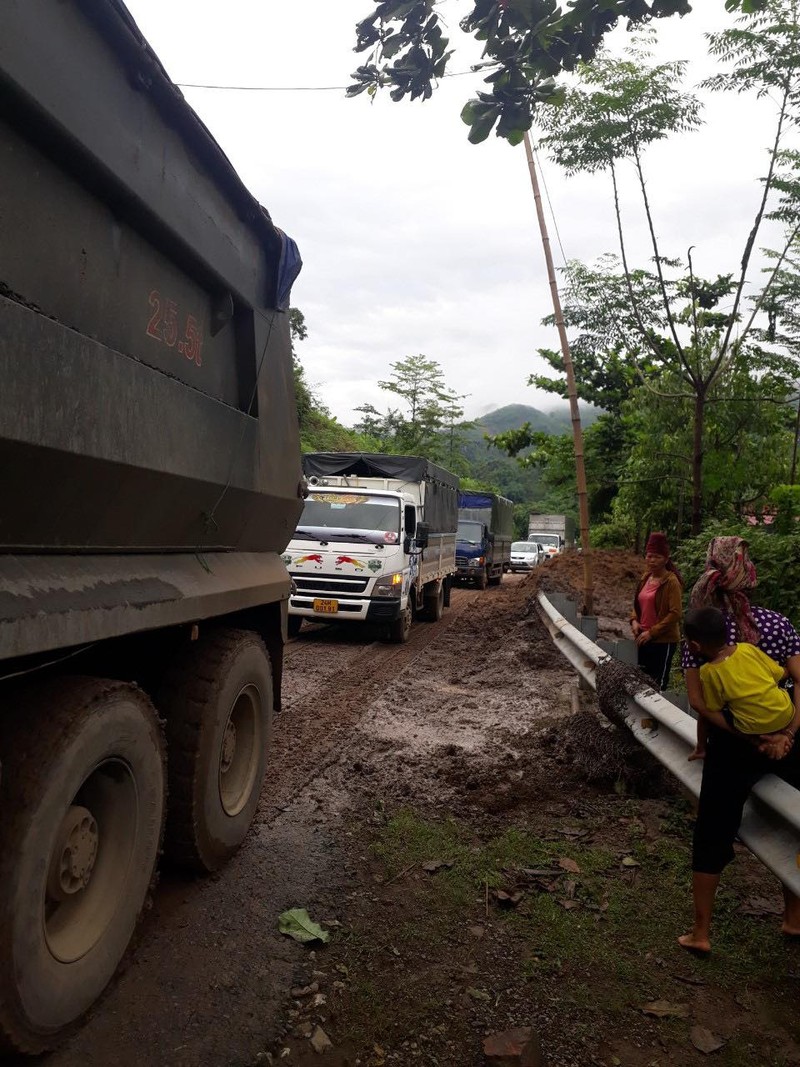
684,606,797,761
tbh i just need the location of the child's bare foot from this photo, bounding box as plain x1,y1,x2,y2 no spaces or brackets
687,748,706,762
678,932,711,954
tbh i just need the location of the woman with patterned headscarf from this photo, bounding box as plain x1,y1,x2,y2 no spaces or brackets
680,536,800,954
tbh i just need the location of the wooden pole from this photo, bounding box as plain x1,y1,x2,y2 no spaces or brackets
523,132,594,615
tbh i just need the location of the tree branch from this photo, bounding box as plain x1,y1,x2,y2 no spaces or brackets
714,86,790,380
632,144,687,366
739,221,800,346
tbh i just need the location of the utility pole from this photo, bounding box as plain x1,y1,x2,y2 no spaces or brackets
523,132,594,616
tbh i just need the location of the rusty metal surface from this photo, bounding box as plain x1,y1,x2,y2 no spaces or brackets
0,553,290,660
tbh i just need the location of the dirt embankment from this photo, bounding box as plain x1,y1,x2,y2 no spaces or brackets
40,560,800,1067
529,550,645,638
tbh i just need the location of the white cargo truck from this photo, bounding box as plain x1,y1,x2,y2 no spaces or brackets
285,454,459,643
527,514,577,558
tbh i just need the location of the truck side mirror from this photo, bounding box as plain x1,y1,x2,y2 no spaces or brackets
415,522,430,549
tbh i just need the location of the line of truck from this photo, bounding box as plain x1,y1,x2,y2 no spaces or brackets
0,3,525,1052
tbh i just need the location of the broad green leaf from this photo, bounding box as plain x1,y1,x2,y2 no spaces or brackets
278,908,330,944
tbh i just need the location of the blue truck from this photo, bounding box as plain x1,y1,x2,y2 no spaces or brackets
455,491,514,589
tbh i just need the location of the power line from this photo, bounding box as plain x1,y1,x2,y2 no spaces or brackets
533,145,569,270
176,69,476,92
178,81,347,91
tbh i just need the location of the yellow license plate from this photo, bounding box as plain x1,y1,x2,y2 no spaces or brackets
313,598,339,614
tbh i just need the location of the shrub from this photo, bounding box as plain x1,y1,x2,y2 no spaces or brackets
675,522,800,627
770,484,800,536
590,522,635,549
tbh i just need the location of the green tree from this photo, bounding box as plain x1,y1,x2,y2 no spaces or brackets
609,348,796,541
349,0,765,144
486,413,626,523
355,354,473,463
535,14,800,532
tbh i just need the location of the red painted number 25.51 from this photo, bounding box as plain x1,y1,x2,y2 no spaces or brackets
146,290,203,367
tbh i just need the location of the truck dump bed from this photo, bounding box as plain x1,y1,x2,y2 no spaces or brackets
0,0,304,659
0,0,302,557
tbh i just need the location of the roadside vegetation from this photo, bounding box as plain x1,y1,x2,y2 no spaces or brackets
297,2,800,562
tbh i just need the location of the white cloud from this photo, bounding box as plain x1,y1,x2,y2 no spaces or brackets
124,0,792,423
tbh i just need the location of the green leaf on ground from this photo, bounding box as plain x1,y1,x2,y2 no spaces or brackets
278,908,330,944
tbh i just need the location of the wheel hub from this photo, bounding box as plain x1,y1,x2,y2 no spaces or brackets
47,805,99,901
221,720,237,773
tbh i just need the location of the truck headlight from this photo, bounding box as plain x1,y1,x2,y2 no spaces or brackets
469,557,485,567
373,572,403,598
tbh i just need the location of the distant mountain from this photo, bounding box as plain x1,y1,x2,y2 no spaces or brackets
474,403,600,437
453,403,601,506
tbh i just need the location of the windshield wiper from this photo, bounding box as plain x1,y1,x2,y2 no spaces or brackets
294,527,381,544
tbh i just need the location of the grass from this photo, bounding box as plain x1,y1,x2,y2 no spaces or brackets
360,805,800,1057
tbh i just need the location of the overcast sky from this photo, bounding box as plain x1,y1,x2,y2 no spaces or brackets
124,1,784,425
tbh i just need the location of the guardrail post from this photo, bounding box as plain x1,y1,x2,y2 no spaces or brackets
612,639,638,666
578,615,598,641
662,689,691,714
547,592,578,624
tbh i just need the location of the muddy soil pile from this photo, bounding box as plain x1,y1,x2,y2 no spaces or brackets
524,550,644,638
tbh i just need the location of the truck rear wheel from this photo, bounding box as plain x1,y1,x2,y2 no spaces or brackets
488,571,502,587
0,679,165,1054
158,629,273,873
420,581,444,622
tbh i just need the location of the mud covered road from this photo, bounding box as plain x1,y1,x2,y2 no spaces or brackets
42,577,572,1067
33,561,800,1067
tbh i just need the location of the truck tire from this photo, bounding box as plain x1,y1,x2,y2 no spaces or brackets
158,629,272,874
488,570,502,587
420,581,444,622
0,678,165,1054
287,615,303,638
476,568,489,590
385,601,413,644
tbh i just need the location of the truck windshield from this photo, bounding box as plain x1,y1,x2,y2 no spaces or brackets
295,493,401,546
530,534,559,547
457,520,482,544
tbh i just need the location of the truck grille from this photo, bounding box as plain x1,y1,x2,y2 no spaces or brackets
292,574,370,595
456,555,469,567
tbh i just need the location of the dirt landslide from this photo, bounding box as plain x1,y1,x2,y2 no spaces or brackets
39,559,800,1067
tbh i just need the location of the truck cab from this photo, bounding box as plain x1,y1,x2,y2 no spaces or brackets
285,486,422,636
285,454,459,643
455,517,493,588
455,491,513,589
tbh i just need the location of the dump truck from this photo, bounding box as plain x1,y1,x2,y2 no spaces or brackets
0,0,303,1052
286,453,459,642
455,491,514,588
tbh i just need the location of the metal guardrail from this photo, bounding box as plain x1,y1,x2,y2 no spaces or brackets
537,591,800,896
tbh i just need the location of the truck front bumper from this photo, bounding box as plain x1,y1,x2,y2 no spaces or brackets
289,595,402,624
